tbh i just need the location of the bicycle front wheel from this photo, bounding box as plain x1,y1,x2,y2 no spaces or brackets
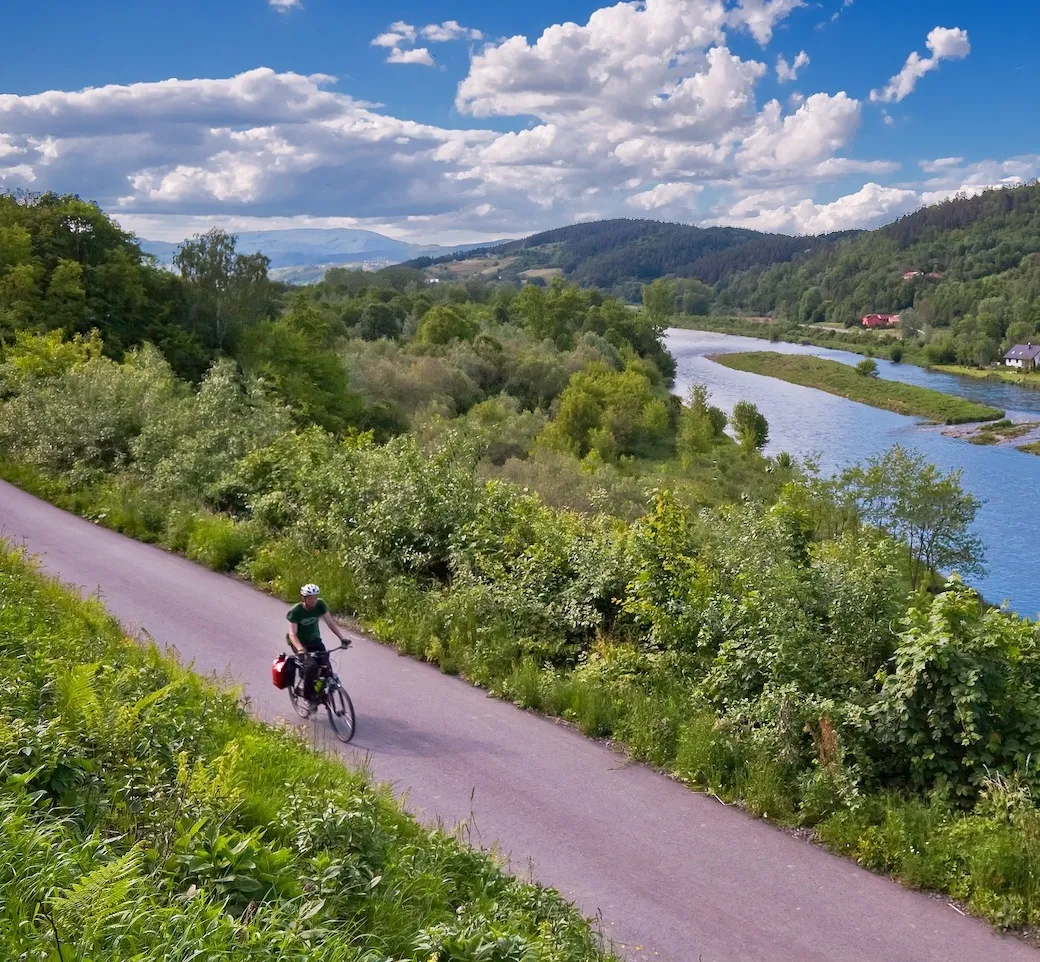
325,686,356,743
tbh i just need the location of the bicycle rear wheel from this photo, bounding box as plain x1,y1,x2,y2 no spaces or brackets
325,686,356,743
288,682,311,718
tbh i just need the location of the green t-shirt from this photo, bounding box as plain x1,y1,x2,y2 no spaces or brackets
287,599,329,649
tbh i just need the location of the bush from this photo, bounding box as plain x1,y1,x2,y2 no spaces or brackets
185,514,261,571
856,358,879,378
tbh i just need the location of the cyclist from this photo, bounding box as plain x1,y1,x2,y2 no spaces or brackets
287,583,349,713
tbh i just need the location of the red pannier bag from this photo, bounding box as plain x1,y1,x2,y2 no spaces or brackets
272,653,296,690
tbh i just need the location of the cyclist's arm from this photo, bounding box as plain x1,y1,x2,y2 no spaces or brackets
322,611,348,644
286,611,305,654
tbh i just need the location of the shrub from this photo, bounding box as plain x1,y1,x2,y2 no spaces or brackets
185,514,261,571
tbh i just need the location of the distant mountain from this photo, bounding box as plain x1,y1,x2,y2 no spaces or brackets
406,218,857,292
139,228,512,277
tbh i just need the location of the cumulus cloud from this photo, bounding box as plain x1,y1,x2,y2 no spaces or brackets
712,182,920,233
776,50,809,83
736,92,861,173
870,26,970,103
387,48,435,66
421,21,483,42
374,19,481,66
372,22,417,48
3,0,987,244
627,181,703,210
269,0,302,11
0,68,498,221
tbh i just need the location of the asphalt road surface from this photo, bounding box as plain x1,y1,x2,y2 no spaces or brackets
2,478,1037,962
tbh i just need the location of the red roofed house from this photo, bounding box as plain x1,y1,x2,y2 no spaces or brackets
862,313,900,329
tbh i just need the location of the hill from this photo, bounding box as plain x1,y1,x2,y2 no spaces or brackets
141,228,511,277
712,181,1040,366
407,218,857,295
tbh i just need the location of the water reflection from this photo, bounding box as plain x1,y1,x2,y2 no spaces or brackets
665,328,1039,616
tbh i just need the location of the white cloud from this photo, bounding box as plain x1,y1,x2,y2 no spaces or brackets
870,26,970,103
776,50,809,83
712,182,920,233
269,0,301,11
372,21,417,48
387,47,436,66
919,156,964,173
627,181,703,209
736,92,861,173
731,0,806,45
375,19,480,66
3,0,986,245
421,21,483,42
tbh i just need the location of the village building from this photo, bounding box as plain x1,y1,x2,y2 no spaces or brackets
862,313,900,329
1003,343,1040,371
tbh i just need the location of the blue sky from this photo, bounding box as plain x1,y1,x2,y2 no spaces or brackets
1,0,1036,243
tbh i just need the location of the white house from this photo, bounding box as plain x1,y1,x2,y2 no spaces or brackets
1003,343,1040,370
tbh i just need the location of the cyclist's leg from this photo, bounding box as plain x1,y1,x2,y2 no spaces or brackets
302,652,321,701
312,650,331,698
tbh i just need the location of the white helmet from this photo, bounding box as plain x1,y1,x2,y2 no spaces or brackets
300,583,320,597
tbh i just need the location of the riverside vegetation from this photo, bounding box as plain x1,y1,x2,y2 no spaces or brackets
5,193,1040,932
712,352,1005,425
0,544,615,961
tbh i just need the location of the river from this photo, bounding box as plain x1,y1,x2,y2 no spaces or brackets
665,328,1040,616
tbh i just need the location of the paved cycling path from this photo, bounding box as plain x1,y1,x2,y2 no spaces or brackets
2,479,1037,962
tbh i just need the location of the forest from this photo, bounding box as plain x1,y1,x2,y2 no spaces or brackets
710,182,1040,368
408,218,853,297
5,191,1040,931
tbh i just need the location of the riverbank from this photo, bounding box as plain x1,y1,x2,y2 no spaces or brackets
932,363,1040,390
670,317,1040,391
710,352,1005,425
670,314,904,360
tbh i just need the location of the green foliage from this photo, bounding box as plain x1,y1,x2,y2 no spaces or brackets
240,296,364,435
417,304,480,345
676,384,726,465
541,362,672,459
871,582,1040,797
174,228,275,352
856,357,879,378
842,445,985,590
0,545,614,962
730,399,769,452
714,184,1040,370
0,192,209,378
641,278,674,323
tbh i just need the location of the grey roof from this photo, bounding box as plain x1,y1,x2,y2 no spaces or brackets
1004,343,1040,360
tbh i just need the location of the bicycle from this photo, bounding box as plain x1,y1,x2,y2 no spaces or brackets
285,644,356,743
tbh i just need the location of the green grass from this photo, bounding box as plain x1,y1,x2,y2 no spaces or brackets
935,364,1040,389
0,542,616,962
711,352,1005,425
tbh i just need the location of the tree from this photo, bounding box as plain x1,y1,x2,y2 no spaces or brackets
856,358,879,378
357,303,402,341
731,400,769,452
417,305,479,345
641,278,675,324
842,446,984,590
676,383,726,466
174,229,272,350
